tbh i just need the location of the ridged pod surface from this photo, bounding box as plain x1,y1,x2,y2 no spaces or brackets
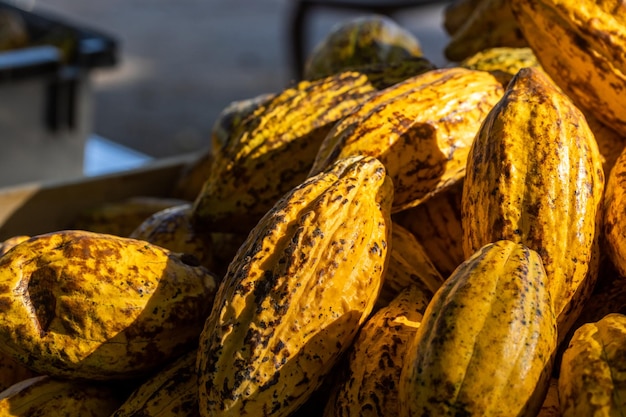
460,47,541,87
196,155,393,417
376,222,442,308
303,15,423,81
309,67,504,212
559,313,626,416
111,350,199,417
510,0,626,136
191,71,377,234
0,235,29,256
0,375,123,417
603,146,626,277
444,0,527,62
392,180,465,278
399,240,557,417
0,230,218,380
324,284,429,417
462,67,605,341
130,203,216,272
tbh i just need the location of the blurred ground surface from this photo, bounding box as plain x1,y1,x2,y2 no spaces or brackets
29,0,451,158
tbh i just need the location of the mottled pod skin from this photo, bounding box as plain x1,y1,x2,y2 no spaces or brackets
112,350,200,417
559,313,626,416
0,230,218,380
399,240,557,417
0,375,124,417
460,47,542,87
130,203,216,272
0,235,29,256
192,71,378,234
510,0,626,136
444,0,527,62
375,222,442,308
324,284,429,417
303,15,423,81
310,67,504,212
462,67,605,343
196,155,393,417
604,146,626,277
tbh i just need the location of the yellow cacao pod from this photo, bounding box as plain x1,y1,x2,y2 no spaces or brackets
111,350,199,417
510,0,626,136
0,375,123,417
460,46,542,87
310,67,504,212
392,179,465,278
462,67,605,343
375,222,442,308
603,145,626,277
324,284,429,417
191,71,378,234
0,235,29,256
0,230,218,380
559,313,626,416
444,0,527,62
399,240,557,417
196,155,393,417
129,203,216,272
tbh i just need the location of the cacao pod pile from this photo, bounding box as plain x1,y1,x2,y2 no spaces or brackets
2,7,626,417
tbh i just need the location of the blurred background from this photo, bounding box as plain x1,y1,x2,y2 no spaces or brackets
0,0,451,184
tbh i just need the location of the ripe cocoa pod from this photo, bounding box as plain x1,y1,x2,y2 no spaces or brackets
375,222,442,308
559,313,626,416
0,375,123,416
324,284,429,417
192,71,378,234
462,67,605,343
0,235,29,256
460,46,541,87
111,350,199,417
0,230,218,380
129,203,216,272
310,67,504,212
510,0,626,136
444,0,527,62
392,179,465,278
399,240,557,417
196,155,393,417
604,145,626,277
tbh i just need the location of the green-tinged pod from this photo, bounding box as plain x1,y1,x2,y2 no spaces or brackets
111,350,199,417
192,71,378,234
303,15,423,81
196,155,393,417
324,284,429,417
559,313,626,416
462,67,605,343
0,230,218,380
399,240,557,417
310,67,504,212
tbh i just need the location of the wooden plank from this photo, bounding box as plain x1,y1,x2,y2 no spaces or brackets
0,153,198,240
